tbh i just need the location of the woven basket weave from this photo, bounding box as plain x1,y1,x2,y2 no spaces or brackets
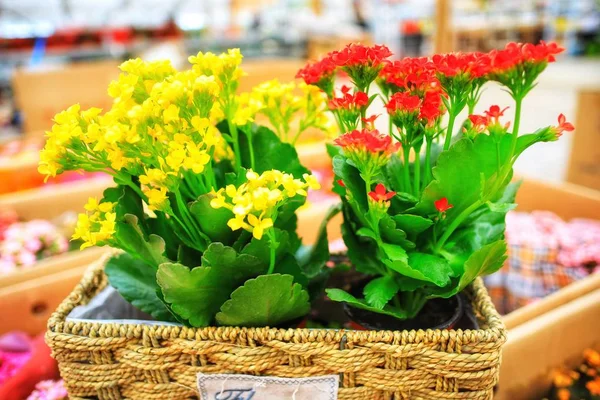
46,255,507,400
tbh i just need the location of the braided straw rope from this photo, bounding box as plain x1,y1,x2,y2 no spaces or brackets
46,255,506,400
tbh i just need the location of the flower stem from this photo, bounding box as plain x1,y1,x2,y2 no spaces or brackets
413,144,421,196
244,125,256,170
434,200,483,253
424,137,433,188
267,230,278,274
227,119,242,171
508,96,523,159
402,145,412,194
443,109,457,151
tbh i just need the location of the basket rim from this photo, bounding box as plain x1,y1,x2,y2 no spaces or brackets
47,252,507,345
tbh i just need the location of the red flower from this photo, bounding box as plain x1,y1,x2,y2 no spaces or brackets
379,57,439,93
329,87,369,110
337,179,346,187
484,105,509,121
362,114,380,128
552,113,575,137
434,197,453,213
330,43,392,68
386,92,421,114
334,128,400,154
419,90,444,124
296,57,337,85
368,184,396,202
468,114,489,133
432,52,491,78
489,41,565,74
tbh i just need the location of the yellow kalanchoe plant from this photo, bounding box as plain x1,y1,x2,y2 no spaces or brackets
38,49,334,328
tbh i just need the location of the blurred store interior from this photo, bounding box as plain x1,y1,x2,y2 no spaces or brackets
0,0,599,183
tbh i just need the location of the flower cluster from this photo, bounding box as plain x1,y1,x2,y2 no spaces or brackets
71,198,116,250
211,170,320,240
465,105,511,137
0,219,69,273
378,57,439,96
27,380,68,400
334,128,400,179
549,348,600,400
328,86,369,131
386,90,444,131
297,43,392,93
249,79,333,143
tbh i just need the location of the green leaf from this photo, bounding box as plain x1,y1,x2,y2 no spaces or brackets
434,240,507,298
326,142,341,158
105,253,176,322
242,229,290,265
356,227,378,241
296,203,340,278
176,245,202,266
157,243,267,326
380,243,408,264
189,193,236,244
273,254,308,288
486,201,517,213
393,214,434,235
146,211,181,261
216,274,310,327
238,125,309,177
340,208,381,275
333,155,368,211
115,214,167,267
406,252,454,287
411,134,514,219
379,216,415,249
325,288,408,319
363,276,400,309
384,153,406,194
103,184,144,222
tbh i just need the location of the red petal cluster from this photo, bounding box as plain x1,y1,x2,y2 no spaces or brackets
432,52,492,78
368,183,396,202
468,114,489,133
386,92,421,114
552,114,575,137
330,43,392,68
419,91,444,124
296,57,337,85
489,41,565,73
379,57,439,92
334,128,400,154
434,197,453,213
328,86,369,110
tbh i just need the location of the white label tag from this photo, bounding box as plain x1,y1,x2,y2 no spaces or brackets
197,373,339,400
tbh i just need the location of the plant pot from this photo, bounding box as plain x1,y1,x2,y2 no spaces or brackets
344,293,477,331
46,253,506,400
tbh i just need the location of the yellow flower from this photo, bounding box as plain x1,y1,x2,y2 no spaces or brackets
84,197,100,211
227,216,249,231
163,104,180,124
247,214,273,240
303,173,321,190
139,168,167,186
145,187,169,211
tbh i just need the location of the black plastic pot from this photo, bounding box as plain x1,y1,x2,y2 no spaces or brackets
344,293,470,331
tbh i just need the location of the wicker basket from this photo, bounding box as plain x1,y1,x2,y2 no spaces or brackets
46,256,507,400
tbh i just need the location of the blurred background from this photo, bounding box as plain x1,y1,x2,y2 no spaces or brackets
0,0,599,187
0,3,599,399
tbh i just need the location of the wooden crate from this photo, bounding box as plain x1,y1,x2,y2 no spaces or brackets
497,289,600,400
0,179,111,288
0,265,89,335
12,60,119,133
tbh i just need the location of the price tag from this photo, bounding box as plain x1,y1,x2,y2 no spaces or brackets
197,373,339,400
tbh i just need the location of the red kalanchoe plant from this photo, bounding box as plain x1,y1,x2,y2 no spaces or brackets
378,57,439,97
369,183,396,202
305,41,574,323
296,57,337,96
328,86,370,131
434,197,453,213
334,128,400,182
328,43,392,91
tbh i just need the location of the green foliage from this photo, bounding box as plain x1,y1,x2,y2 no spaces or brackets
105,253,176,322
216,274,310,327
